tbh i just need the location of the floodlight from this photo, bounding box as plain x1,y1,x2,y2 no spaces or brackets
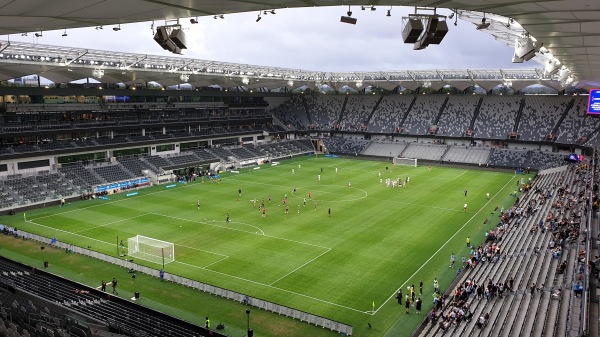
476,17,490,30
371,6,376,11
62,29,67,37
113,24,121,31
170,28,187,49
557,67,570,82
342,5,356,23
341,16,357,24
190,17,198,24
271,10,276,14
387,10,391,17
92,69,104,79
544,58,561,75
35,32,42,37
220,15,224,19
514,36,535,61
402,18,423,43
256,15,261,22
511,53,524,63
153,26,170,50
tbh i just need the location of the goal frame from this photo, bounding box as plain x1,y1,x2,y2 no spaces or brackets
127,235,175,265
394,157,418,167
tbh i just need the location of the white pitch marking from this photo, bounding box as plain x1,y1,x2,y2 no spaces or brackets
373,174,516,315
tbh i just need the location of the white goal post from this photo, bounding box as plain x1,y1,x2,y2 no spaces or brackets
394,157,418,167
127,235,175,265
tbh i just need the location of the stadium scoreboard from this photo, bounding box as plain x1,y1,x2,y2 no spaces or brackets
588,88,600,114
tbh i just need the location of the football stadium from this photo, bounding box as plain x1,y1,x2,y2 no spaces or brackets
0,1,599,337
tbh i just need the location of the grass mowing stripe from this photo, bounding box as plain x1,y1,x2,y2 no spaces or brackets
2,157,523,337
448,170,468,181
374,173,516,315
173,257,369,314
269,248,331,286
176,242,230,258
149,212,332,250
26,219,116,247
151,212,267,235
29,211,359,313
28,185,185,221
72,214,148,233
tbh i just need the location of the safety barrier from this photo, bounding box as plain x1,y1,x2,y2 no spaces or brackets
19,230,353,336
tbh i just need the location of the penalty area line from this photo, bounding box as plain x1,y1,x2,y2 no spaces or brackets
26,218,366,314
173,259,369,314
269,248,331,286
25,220,115,247
72,214,148,234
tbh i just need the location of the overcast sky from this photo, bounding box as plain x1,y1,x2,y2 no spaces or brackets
5,6,532,73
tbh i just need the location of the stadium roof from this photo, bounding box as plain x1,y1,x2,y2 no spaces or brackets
0,41,556,91
0,0,598,90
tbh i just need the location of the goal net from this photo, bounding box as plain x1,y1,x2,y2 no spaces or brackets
394,157,418,167
127,235,175,265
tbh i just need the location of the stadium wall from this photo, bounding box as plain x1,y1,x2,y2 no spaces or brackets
0,154,56,176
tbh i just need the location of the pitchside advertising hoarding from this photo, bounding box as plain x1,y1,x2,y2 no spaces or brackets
588,89,600,115
96,178,149,192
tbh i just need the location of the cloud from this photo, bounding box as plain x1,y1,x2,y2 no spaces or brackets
6,6,533,73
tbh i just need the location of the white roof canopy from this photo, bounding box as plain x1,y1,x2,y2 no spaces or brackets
0,0,598,88
0,41,558,91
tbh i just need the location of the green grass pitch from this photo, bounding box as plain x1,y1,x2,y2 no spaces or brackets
2,156,524,337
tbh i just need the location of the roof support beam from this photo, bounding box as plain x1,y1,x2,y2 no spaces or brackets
59,50,88,66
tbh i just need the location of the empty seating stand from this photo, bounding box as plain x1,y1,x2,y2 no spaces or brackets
518,96,571,141
340,95,379,131
304,95,344,129
436,96,479,137
322,138,369,155
362,142,407,158
368,95,414,133
401,143,448,161
473,96,521,139
0,257,221,337
272,95,311,130
555,96,596,144
92,165,135,183
403,96,446,135
442,147,491,164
